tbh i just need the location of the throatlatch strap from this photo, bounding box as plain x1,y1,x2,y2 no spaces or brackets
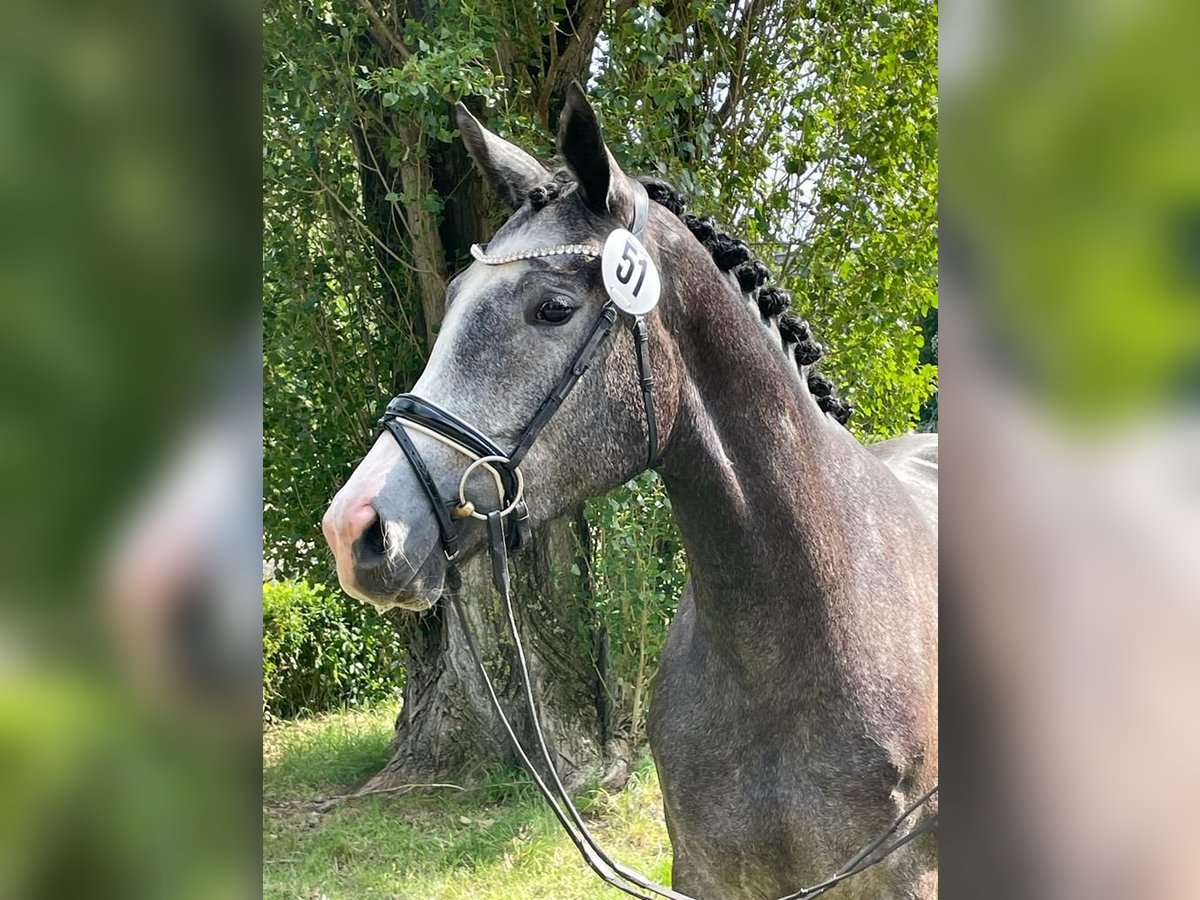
379,417,459,558
631,316,659,469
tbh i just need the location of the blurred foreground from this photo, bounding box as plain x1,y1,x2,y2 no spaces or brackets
0,0,261,896
942,0,1200,896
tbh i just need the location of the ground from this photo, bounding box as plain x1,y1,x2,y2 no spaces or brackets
263,706,673,899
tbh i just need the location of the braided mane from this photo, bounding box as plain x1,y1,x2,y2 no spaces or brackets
639,178,852,426
526,170,852,426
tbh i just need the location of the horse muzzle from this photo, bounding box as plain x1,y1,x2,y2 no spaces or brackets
322,469,449,612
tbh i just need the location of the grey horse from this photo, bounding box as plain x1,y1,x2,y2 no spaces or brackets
323,84,938,899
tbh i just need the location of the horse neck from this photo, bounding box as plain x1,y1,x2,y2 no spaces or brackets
657,265,907,686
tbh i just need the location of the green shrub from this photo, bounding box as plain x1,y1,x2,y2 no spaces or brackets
588,471,688,743
263,579,404,722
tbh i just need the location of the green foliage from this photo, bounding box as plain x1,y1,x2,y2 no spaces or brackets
264,0,938,576
587,473,688,742
590,0,939,440
263,580,405,721
264,2,404,579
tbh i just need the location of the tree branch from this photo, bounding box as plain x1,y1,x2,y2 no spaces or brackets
713,0,769,131
537,0,607,127
355,0,412,63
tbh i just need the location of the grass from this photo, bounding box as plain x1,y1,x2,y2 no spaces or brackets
263,706,673,899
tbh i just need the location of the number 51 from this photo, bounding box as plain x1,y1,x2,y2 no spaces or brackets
615,239,649,296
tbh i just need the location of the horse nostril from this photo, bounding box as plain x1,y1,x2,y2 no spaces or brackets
358,511,387,563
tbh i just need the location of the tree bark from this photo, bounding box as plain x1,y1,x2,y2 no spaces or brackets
367,511,628,792
344,1,625,792
395,122,449,349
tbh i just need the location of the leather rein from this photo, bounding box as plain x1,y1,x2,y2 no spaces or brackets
374,180,935,900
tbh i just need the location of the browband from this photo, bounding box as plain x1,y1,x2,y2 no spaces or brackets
470,242,601,265
469,177,651,266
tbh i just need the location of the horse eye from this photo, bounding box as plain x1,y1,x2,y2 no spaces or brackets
536,296,576,325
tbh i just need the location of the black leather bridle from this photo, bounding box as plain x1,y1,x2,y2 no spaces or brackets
371,180,936,900
377,180,657,565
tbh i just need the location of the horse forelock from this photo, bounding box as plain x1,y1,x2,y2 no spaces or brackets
485,169,595,255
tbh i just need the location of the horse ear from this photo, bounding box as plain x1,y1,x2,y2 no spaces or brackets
557,82,635,219
454,102,550,210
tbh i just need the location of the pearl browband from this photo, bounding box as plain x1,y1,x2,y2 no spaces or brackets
469,242,603,265
469,178,650,267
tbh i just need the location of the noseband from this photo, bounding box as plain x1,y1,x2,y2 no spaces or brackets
369,180,935,900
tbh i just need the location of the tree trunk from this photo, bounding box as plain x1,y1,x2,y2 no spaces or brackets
367,511,629,792
344,0,622,793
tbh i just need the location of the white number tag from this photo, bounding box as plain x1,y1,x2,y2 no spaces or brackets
602,229,660,316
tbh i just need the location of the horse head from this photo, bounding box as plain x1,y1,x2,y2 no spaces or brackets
323,84,688,609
